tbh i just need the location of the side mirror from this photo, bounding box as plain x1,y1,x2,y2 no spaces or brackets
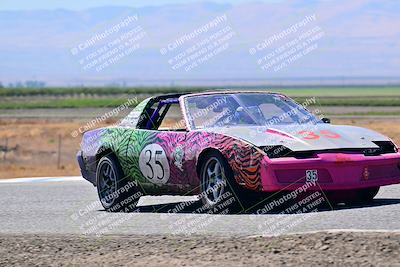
322,117,331,124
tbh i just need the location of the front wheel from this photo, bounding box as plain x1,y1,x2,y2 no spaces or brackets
325,186,380,205
199,151,246,213
96,154,142,212
351,186,380,204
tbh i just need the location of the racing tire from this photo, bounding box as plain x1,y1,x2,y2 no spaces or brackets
96,154,142,212
199,151,249,213
325,186,380,205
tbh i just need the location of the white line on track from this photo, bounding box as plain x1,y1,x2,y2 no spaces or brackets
0,176,84,184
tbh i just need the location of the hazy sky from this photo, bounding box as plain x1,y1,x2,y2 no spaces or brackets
1,0,398,85
0,0,279,10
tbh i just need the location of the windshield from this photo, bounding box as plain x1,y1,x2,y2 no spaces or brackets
184,93,321,129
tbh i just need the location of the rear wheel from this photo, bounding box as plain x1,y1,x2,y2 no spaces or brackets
96,154,141,212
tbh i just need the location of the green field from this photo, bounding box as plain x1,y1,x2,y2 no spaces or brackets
0,87,196,97
0,86,400,109
272,87,400,97
0,98,144,109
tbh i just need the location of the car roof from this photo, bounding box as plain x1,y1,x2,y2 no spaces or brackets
150,90,286,101
183,90,285,97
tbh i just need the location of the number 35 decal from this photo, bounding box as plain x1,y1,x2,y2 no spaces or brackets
298,130,341,140
139,144,170,184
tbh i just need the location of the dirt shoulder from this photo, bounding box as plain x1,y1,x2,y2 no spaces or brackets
0,232,399,266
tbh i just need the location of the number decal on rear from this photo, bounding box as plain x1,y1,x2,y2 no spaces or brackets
139,144,170,184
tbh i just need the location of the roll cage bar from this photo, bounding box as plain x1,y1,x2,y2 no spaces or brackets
136,93,188,130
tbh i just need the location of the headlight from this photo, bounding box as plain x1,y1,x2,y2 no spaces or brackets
259,145,293,158
389,138,399,152
259,145,316,159
372,141,398,154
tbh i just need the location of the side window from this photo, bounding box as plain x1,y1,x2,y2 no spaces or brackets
158,104,186,131
185,95,232,129
135,99,187,131
136,101,163,129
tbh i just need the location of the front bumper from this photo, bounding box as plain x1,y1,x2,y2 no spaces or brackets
260,152,400,191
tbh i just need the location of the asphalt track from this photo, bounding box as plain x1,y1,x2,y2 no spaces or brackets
1,177,400,237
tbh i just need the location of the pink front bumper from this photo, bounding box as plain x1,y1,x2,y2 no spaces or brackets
260,152,400,191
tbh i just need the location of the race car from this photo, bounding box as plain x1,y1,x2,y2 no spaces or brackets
77,91,400,212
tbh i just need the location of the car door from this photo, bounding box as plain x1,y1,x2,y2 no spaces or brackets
133,99,191,194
